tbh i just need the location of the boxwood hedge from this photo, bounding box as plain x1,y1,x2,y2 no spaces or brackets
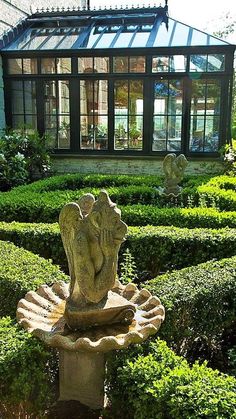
0,317,57,418
106,339,236,419
1,223,236,276
0,240,68,318
146,256,236,361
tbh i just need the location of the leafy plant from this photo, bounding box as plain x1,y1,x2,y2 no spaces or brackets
119,248,138,284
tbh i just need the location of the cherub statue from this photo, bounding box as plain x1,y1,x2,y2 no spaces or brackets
163,153,188,195
59,190,129,329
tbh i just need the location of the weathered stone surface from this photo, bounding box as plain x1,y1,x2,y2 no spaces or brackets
160,153,188,196
59,190,128,329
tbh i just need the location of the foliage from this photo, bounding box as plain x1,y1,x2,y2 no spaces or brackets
146,256,236,363
119,248,138,284
1,223,236,277
0,130,51,191
0,240,68,318
221,140,236,175
0,317,57,418
106,339,236,419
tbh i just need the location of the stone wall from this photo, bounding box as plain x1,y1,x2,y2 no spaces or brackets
0,56,5,132
52,156,224,176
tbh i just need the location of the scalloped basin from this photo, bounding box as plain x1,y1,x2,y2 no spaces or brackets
17,280,165,353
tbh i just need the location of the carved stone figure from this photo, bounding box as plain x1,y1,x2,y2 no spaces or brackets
162,153,188,195
59,190,135,329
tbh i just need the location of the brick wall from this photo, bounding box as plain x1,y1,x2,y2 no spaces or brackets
52,156,224,176
0,56,6,132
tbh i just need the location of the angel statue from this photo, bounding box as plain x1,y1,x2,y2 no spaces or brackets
59,190,133,330
162,153,188,195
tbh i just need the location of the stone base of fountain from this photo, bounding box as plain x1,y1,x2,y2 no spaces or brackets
65,290,136,330
157,185,182,197
59,350,105,409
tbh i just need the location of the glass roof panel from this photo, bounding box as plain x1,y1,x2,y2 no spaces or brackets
4,28,35,51
40,28,71,50
171,22,189,47
22,28,55,50
131,31,150,48
56,28,83,49
113,31,134,48
86,27,102,48
153,19,174,47
191,29,208,46
95,32,117,48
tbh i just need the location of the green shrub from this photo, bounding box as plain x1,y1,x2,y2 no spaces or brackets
146,256,236,361
0,130,51,191
0,317,57,418
106,339,236,419
0,240,68,318
1,223,236,277
197,176,236,211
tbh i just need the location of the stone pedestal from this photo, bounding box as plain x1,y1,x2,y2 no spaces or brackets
59,350,105,410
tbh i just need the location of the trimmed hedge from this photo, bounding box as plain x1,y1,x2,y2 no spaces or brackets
106,339,236,419
197,175,236,211
0,240,68,318
1,223,236,276
146,256,236,359
0,317,57,418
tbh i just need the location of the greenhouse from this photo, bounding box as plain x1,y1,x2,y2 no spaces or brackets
0,1,235,161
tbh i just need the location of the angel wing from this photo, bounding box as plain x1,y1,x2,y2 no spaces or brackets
163,153,176,178
59,203,83,292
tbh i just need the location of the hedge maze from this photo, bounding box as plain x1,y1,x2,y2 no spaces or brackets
1,173,236,418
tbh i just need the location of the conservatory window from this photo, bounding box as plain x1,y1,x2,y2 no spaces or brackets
80,80,108,150
11,80,37,130
152,55,186,72
114,79,143,150
44,80,70,149
189,54,225,72
113,56,146,73
78,57,109,73
8,58,37,74
41,58,71,74
189,79,221,152
152,79,183,152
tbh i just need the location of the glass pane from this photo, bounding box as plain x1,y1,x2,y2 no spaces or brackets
25,115,37,130
169,55,186,72
130,56,145,73
97,80,108,114
205,116,220,152
114,32,134,48
152,56,169,73
113,57,128,73
153,18,174,47
168,80,183,114
57,29,81,49
78,57,93,73
190,116,205,152
207,54,225,72
190,55,207,72
45,114,57,129
131,32,150,47
8,58,22,74
129,80,143,114
167,115,182,151
191,29,208,46
114,116,128,150
206,80,221,115
86,27,101,49
12,115,24,129
45,128,57,148
95,33,117,48
45,81,57,115
153,116,167,151
23,58,37,74
114,80,128,113
24,81,37,114
80,115,94,149
11,81,23,114
58,115,70,149
154,81,169,114
129,116,143,150
191,80,206,114
58,81,70,114
41,58,56,74
57,58,71,73
171,22,189,46
94,116,108,150
23,29,54,50
94,57,109,73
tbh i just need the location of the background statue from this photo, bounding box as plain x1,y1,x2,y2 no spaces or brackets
162,153,188,195
59,190,128,328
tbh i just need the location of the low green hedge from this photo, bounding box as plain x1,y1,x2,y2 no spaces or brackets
0,240,68,318
1,223,236,277
107,339,236,419
0,317,57,418
197,175,236,211
146,256,236,360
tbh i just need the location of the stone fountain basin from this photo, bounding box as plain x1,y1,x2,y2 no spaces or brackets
17,281,165,353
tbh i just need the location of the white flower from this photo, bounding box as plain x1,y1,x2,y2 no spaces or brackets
0,153,6,162
15,152,25,160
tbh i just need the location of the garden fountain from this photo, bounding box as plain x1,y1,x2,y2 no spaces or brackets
16,190,165,410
